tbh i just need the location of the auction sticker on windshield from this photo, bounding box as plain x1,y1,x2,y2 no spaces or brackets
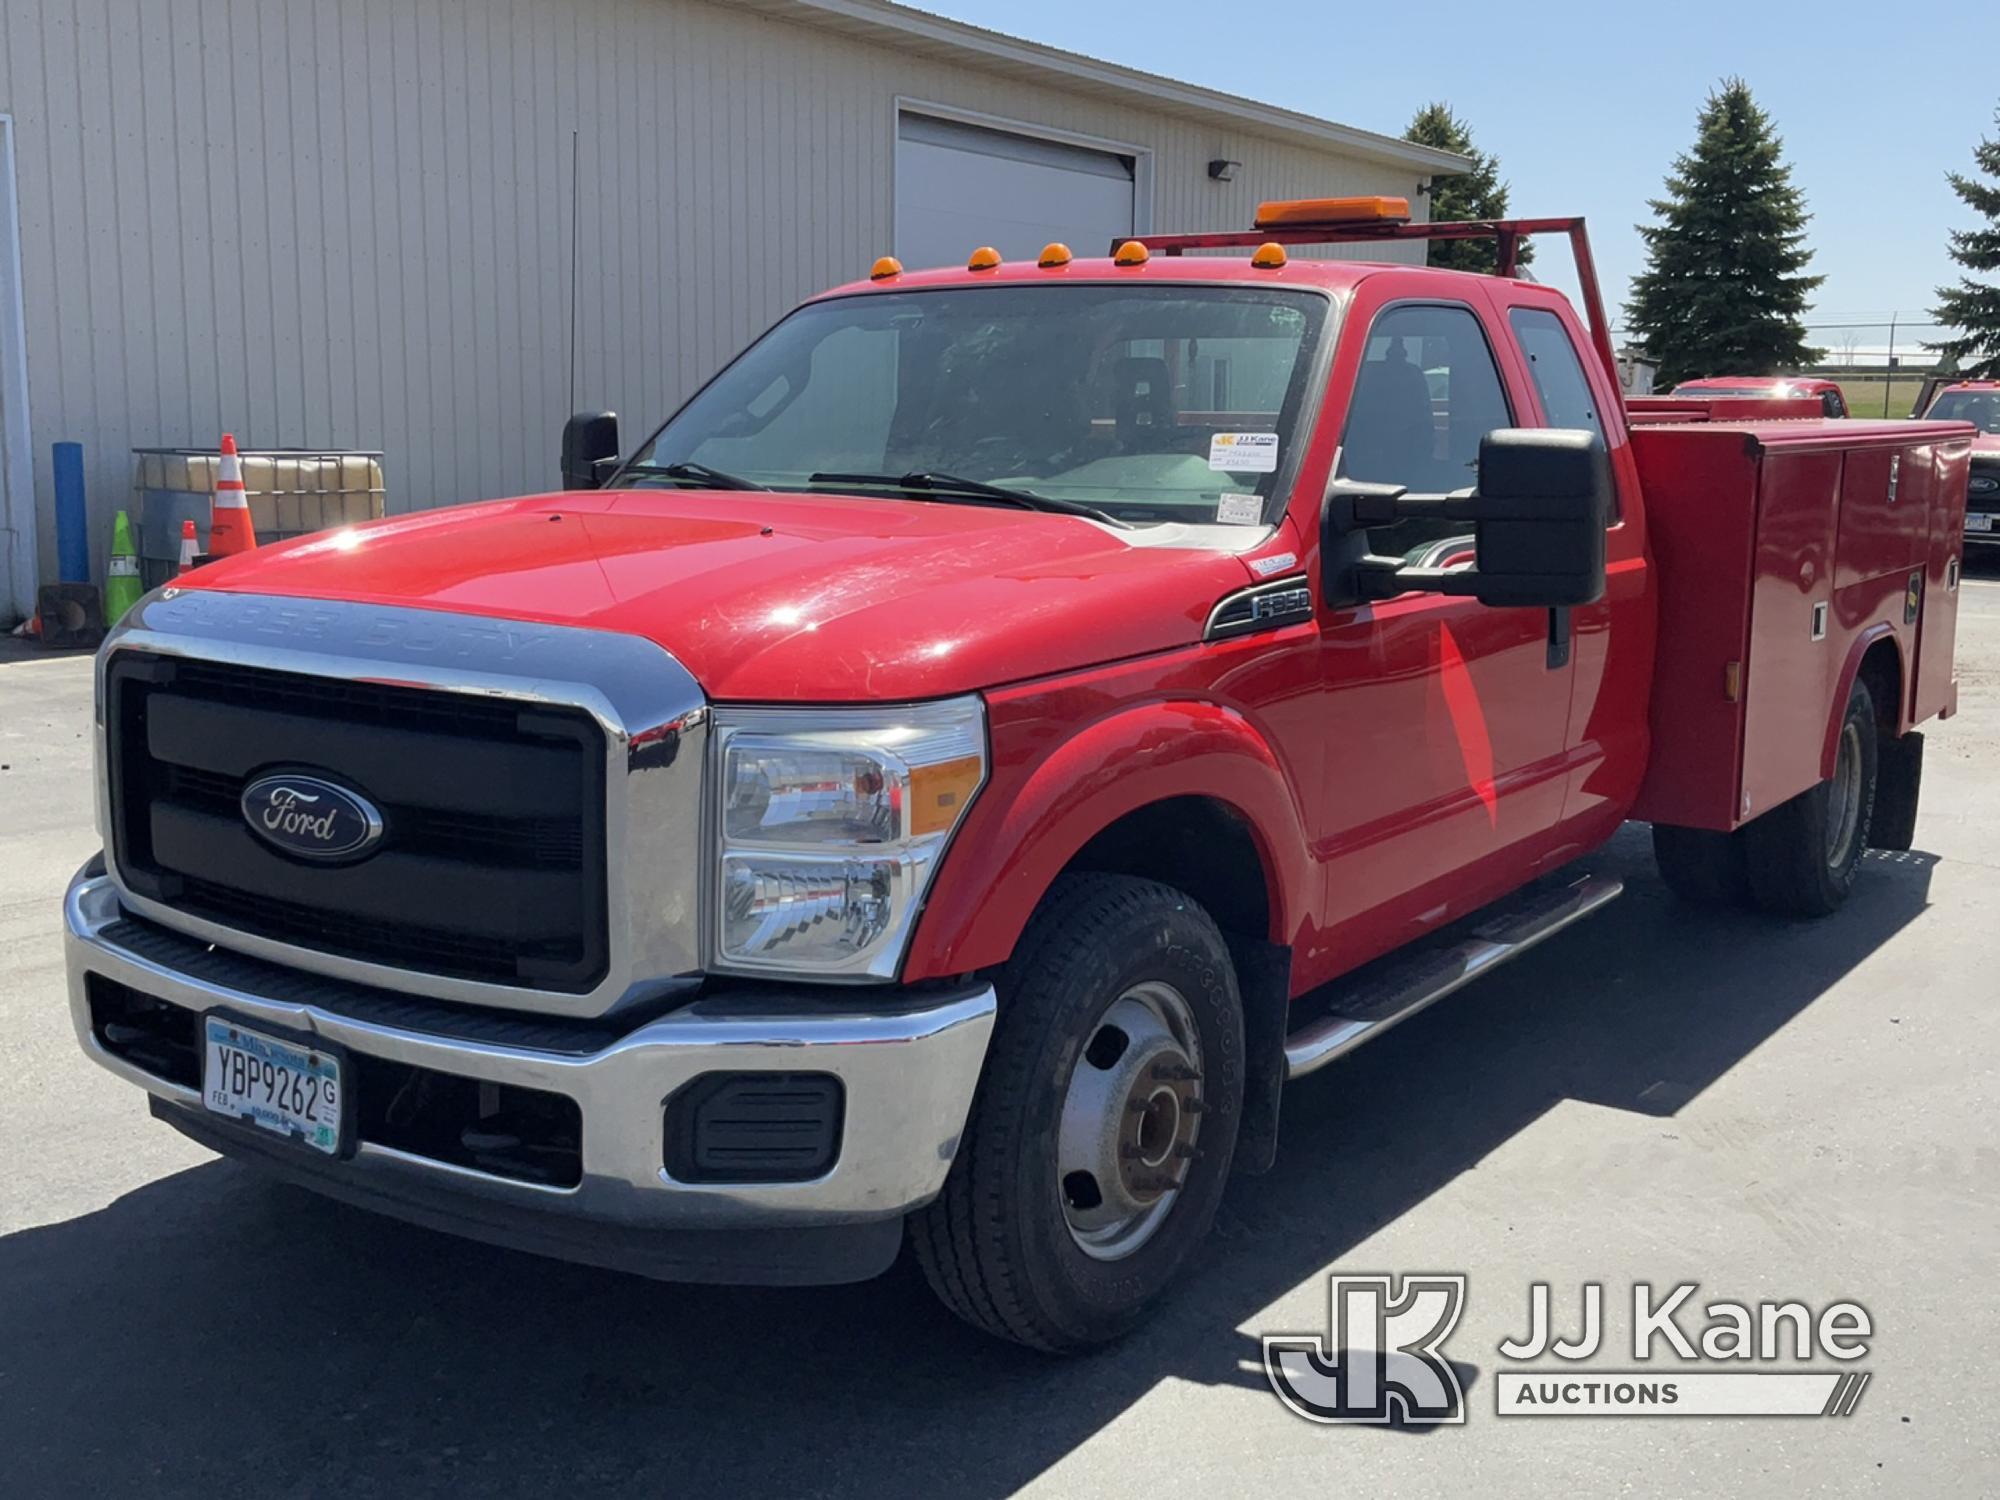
203,1016,343,1155
1210,433,1280,472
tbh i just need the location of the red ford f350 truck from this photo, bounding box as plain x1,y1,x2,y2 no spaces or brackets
1668,374,1853,417
64,200,1972,1350
1919,380,2000,547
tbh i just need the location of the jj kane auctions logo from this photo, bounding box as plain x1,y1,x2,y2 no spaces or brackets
1264,1276,1873,1422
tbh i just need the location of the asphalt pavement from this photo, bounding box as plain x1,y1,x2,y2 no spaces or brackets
3,582,1997,1498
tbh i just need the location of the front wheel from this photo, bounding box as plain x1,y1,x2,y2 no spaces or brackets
1742,677,1879,916
912,873,1244,1351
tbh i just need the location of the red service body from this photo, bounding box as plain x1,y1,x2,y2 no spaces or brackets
1630,420,1966,830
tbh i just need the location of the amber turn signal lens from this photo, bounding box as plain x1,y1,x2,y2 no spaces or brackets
967,246,1002,271
1113,240,1150,266
909,755,984,836
870,256,903,280
1250,242,1289,268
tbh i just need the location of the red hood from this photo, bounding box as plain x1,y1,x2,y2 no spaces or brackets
182,490,1255,700
1972,431,2000,457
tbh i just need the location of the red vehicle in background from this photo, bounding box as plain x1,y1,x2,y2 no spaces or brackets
1672,374,1853,417
1921,380,2000,546
61,199,1974,1349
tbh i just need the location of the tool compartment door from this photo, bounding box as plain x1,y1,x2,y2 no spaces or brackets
1627,426,1758,830
1737,448,1843,823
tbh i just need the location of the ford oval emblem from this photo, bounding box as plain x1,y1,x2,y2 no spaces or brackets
240,773,385,862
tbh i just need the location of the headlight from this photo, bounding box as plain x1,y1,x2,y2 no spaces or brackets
711,698,986,978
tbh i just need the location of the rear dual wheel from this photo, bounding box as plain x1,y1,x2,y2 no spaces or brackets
1653,677,1879,917
913,874,1244,1351
1742,677,1878,915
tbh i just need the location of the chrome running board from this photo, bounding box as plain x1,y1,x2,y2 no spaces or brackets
1283,873,1623,1081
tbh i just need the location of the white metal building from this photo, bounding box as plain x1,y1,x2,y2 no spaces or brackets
0,0,1463,623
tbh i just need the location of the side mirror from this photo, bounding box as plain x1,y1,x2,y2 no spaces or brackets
1321,428,1610,609
1465,428,1611,607
561,410,620,490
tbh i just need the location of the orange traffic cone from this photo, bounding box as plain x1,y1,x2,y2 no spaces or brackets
208,433,256,557
177,518,200,574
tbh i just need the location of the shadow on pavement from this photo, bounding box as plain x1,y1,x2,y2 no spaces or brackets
0,826,1936,1497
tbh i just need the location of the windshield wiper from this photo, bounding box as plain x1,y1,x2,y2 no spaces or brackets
622,461,769,492
806,470,1129,528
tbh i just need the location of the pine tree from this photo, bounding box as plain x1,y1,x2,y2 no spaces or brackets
1930,104,2000,379
1402,103,1531,273
1625,80,1823,386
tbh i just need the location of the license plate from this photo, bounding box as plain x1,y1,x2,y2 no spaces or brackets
1968,513,1993,532
203,1016,343,1155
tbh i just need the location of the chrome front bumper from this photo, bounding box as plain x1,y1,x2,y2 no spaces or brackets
65,864,996,1283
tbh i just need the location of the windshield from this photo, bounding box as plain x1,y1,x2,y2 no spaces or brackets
1926,391,2000,433
623,284,1331,526
1671,383,1785,398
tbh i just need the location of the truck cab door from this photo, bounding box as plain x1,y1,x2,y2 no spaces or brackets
1306,292,1577,981
1486,285,1653,848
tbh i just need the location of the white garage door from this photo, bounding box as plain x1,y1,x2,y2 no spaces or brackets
896,113,1136,273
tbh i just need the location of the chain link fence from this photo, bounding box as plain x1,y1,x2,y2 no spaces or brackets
1611,318,1960,416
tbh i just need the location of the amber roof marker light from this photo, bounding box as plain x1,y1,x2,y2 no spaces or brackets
1038,242,1073,269
869,256,903,281
967,246,1002,271
1253,195,1412,229
1250,242,1289,269
1113,240,1150,266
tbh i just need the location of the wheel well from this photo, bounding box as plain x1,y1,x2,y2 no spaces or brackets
1857,638,1904,730
1058,796,1289,1177
1062,796,1272,940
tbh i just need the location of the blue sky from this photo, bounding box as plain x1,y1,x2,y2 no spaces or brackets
926,0,1999,347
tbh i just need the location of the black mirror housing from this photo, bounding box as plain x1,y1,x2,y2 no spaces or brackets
1467,428,1611,608
1320,428,1611,610
561,410,620,490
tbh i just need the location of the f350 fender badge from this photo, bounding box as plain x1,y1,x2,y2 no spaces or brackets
240,773,386,862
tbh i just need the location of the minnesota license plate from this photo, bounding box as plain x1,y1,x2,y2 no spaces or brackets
1968,513,1993,532
203,1017,343,1155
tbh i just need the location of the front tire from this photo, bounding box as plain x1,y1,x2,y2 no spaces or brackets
1743,677,1879,916
913,874,1244,1351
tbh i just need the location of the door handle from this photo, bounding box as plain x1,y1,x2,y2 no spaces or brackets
1546,606,1572,671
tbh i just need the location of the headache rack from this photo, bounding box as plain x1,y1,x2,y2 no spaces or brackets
1123,204,1620,408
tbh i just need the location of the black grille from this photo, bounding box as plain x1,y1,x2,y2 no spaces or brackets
1969,457,1999,515
107,652,609,991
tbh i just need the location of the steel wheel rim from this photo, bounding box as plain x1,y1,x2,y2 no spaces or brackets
1057,980,1204,1261
1828,720,1864,869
